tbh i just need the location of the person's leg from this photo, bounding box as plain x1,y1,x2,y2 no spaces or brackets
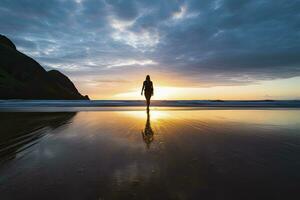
145,94,150,111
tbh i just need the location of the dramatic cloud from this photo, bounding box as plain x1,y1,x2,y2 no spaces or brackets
1,0,300,93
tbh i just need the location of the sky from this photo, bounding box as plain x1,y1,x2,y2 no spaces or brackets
0,0,300,100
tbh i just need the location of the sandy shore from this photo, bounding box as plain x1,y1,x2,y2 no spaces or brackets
0,109,300,199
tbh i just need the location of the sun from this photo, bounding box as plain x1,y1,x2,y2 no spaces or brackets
113,86,178,100
151,87,178,100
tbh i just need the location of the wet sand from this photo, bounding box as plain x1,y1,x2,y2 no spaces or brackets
0,108,300,199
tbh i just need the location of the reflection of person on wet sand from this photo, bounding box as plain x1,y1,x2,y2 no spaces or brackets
141,75,154,112
141,112,154,149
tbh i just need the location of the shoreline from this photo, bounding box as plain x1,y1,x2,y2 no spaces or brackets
1,100,300,112
1,106,300,113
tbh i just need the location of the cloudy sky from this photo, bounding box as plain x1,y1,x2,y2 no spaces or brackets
1,0,300,99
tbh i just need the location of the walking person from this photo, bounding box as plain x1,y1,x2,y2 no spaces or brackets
141,75,154,112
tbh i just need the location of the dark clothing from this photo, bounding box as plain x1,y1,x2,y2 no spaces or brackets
142,80,153,110
143,81,153,98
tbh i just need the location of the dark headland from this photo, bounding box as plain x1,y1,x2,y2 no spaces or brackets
0,34,89,100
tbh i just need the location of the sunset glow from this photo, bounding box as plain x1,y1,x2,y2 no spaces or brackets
85,76,300,100
1,1,299,100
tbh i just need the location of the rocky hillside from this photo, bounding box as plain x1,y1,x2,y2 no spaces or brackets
0,34,89,100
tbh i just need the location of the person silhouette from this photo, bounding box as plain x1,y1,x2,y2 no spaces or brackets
141,75,154,112
141,111,154,149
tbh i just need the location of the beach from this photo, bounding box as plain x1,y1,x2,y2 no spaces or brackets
0,107,300,199
2,0,299,198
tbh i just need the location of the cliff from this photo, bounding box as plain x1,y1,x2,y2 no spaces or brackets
0,34,89,100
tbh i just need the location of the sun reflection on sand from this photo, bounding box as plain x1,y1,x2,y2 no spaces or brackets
121,110,170,121
1,109,300,199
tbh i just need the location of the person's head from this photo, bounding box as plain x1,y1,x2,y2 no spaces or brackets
146,75,151,81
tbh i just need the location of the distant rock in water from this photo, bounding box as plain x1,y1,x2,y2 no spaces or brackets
0,34,89,100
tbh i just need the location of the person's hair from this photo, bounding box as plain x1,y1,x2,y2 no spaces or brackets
146,75,150,81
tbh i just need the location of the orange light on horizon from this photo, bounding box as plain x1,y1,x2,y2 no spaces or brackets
81,77,300,100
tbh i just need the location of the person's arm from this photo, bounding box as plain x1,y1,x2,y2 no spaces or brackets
141,82,145,95
151,82,154,96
